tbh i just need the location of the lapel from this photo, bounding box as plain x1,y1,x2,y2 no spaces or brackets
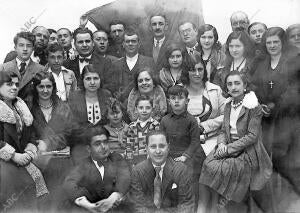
237,106,246,121
144,159,156,194
161,158,173,199
102,157,117,184
131,55,141,74
20,60,39,90
157,39,168,62
77,91,88,120
87,157,104,183
224,103,231,142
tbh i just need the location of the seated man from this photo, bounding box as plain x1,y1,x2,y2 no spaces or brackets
130,130,194,213
62,126,132,213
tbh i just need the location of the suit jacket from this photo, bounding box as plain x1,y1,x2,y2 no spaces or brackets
111,54,155,100
143,37,170,73
63,153,131,203
4,50,48,65
63,53,112,91
0,59,44,108
68,89,112,126
130,158,194,213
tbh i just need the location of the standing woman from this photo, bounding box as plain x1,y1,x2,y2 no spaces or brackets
0,71,48,212
159,43,186,92
214,31,254,90
199,71,272,212
252,27,289,154
198,24,226,82
68,64,112,163
127,67,167,122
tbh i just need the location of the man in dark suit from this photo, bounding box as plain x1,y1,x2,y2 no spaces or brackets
178,21,201,58
62,126,131,213
57,28,74,59
130,130,194,213
110,27,154,100
4,26,50,65
63,27,112,90
143,14,170,73
107,20,126,58
0,31,44,108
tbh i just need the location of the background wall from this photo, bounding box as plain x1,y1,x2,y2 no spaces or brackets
0,0,299,62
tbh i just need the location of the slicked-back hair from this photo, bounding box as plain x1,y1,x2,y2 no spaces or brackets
13,31,35,46
84,126,110,146
146,129,169,145
247,22,268,34
73,27,93,42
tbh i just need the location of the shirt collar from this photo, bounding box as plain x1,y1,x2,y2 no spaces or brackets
186,42,199,51
79,55,92,59
136,117,153,125
16,57,30,67
126,53,139,61
154,36,165,46
170,110,188,118
152,162,166,170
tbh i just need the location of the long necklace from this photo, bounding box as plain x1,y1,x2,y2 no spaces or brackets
232,57,246,71
39,101,53,109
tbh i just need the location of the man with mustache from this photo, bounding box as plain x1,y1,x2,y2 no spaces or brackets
4,26,50,66
0,31,45,108
143,14,170,73
63,27,112,91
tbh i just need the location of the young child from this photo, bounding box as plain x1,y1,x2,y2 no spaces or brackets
160,85,205,179
125,95,160,165
104,98,128,156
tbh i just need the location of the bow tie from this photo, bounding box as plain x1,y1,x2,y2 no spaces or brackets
79,57,91,63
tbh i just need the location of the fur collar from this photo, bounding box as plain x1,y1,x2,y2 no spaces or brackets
0,97,33,126
225,91,259,109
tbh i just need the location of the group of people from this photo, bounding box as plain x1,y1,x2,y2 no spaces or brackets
0,9,299,213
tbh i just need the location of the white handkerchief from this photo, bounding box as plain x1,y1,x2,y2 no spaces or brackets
171,183,177,189
75,196,96,209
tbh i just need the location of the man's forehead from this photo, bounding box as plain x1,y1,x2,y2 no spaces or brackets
49,50,63,56
111,24,124,31
91,135,108,143
76,33,92,41
58,29,71,35
94,31,108,38
231,13,248,23
124,34,138,40
150,16,166,23
34,27,49,35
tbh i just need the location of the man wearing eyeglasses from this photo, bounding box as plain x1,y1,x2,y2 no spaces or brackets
110,27,154,100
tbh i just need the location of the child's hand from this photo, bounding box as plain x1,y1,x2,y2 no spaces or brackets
174,156,187,162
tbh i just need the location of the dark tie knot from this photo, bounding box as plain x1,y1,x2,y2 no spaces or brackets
155,166,161,174
79,57,91,63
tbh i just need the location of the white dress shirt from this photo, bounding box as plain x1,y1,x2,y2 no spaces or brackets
153,36,165,48
16,57,30,70
48,67,67,101
126,54,138,71
92,159,104,180
79,55,92,74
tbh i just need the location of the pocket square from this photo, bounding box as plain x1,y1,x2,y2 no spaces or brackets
171,183,177,189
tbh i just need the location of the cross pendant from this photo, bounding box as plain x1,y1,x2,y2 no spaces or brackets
268,81,274,89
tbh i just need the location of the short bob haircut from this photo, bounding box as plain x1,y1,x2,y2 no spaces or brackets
223,70,251,96
198,24,222,51
163,42,186,70
81,64,102,89
167,84,189,99
133,67,158,91
261,27,288,54
73,27,93,42
32,71,58,105
225,30,254,59
83,126,110,146
247,22,268,34
180,52,208,86
134,94,153,107
0,71,20,101
146,129,169,145
13,31,35,46
105,97,126,118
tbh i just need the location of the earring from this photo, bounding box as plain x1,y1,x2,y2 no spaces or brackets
244,89,246,92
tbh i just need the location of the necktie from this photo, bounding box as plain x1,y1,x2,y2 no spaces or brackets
79,57,91,63
189,48,194,55
153,40,160,63
153,166,162,208
19,62,26,76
